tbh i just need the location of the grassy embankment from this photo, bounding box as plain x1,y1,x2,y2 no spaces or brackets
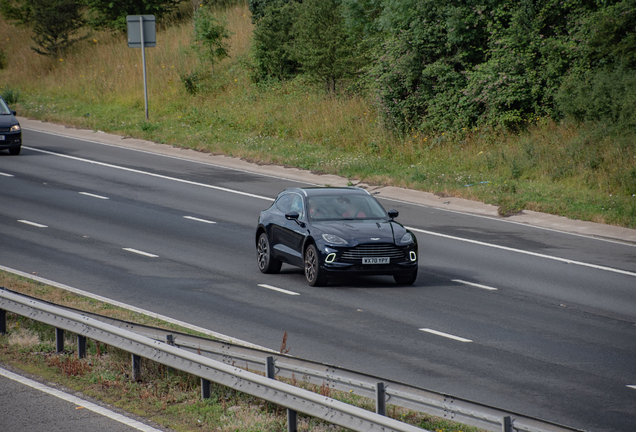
1,4,635,227
0,270,481,432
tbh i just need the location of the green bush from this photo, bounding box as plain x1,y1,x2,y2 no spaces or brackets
1,86,20,104
557,68,636,130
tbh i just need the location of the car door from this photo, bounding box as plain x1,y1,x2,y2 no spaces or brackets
270,193,307,267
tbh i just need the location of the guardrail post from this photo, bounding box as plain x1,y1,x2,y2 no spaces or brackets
132,354,141,381
201,378,211,399
0,309,6,334
502,416,512,432
77,335,86,359
55,328,65,352
287,408,297,432
376,382,386,416
266,356,275,379
166,334,174,345
266,356,297,432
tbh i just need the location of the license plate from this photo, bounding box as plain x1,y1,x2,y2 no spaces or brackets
362,257,390,264
0,136,4,141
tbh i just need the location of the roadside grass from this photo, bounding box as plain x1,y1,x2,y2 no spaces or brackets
0,270,482,432
1,5,635,228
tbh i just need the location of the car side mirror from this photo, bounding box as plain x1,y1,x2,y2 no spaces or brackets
388,209,399,219
11,110,16,116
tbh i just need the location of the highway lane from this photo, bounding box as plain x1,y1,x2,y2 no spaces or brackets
0,129,635,431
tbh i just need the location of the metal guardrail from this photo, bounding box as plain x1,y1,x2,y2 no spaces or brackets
0,288,585,432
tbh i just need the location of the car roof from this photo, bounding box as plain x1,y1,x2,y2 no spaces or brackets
282,187,371,197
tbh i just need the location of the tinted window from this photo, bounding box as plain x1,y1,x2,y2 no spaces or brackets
0,99,10,115
276,193,304,217
307,194,387,221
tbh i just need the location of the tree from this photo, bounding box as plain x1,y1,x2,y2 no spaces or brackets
292,0,359,92
84,0,184,32
0,0,34,26
30,0,86,57
193,5,230,69
251,0,301,81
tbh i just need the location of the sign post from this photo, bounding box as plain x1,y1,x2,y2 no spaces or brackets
127,15,156,120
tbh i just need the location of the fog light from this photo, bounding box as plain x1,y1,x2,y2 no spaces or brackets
325,253,336,263
409,251,417,261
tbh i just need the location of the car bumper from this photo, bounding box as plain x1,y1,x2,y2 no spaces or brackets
0,131,21,149
316,241,418,277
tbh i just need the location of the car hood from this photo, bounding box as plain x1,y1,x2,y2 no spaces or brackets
312,220,408,245
0,114,18,128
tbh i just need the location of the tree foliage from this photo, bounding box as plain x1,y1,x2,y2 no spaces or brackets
291,0,359,92
85,0,184,32
0,0,33,26
251,0,636,133
30,0,86,57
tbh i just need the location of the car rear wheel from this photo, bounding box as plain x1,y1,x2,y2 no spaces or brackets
257,233,282,274
394,268,417,285
8,146,20,155
304,244,327,286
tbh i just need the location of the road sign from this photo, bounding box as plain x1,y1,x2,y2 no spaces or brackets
127,15,156,120
126,15,156,48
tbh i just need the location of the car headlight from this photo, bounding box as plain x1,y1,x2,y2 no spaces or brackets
322,233,347,245
399,232,414,244
10,124,21,132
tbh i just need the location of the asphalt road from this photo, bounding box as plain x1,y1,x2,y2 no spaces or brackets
1,129,635,431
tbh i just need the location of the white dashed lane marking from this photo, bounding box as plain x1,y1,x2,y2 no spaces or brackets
258,284,300,296
123,248,159,258
0,172,14,177
79,192,109,200
628,385,636,390
419,328,473,343
184,216,217,224
18,220,48,228
452,279,498,291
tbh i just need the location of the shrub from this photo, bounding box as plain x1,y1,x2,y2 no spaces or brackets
1,87,20,104
30,0,86,57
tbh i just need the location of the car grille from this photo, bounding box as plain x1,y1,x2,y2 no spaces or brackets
340,244,405,261
0,127,12,132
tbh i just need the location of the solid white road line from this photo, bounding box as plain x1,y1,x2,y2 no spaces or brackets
452,279,498,291
184,216,217,224
419,328,473,343
0,367,163,432
0,172,14,177
122,248,159,258
0,264,272,351
79,192,109,200
408,227,636,278
18,220,48,228
258,284,300,296
26,146,274,202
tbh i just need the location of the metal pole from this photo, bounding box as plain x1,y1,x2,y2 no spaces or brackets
502,416,513,432
201,378,211,399
132,354,142,380
55,328,65,352
77,335,86,359
376,382,386,416
0,309,6,334
139,16,149,120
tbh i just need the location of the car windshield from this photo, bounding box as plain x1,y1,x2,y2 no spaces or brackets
0,99,11,115
307,194,387,221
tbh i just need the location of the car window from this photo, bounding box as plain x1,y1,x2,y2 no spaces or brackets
307,194,387,221
276,193,305,217
0,99,10,115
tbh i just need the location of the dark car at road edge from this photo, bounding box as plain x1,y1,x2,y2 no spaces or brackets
256,187,418,286
0,97,22,155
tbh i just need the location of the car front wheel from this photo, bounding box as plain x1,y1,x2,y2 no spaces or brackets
9,146,20,155
257,233,282,274
394,268,417,285
304,244,327,286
